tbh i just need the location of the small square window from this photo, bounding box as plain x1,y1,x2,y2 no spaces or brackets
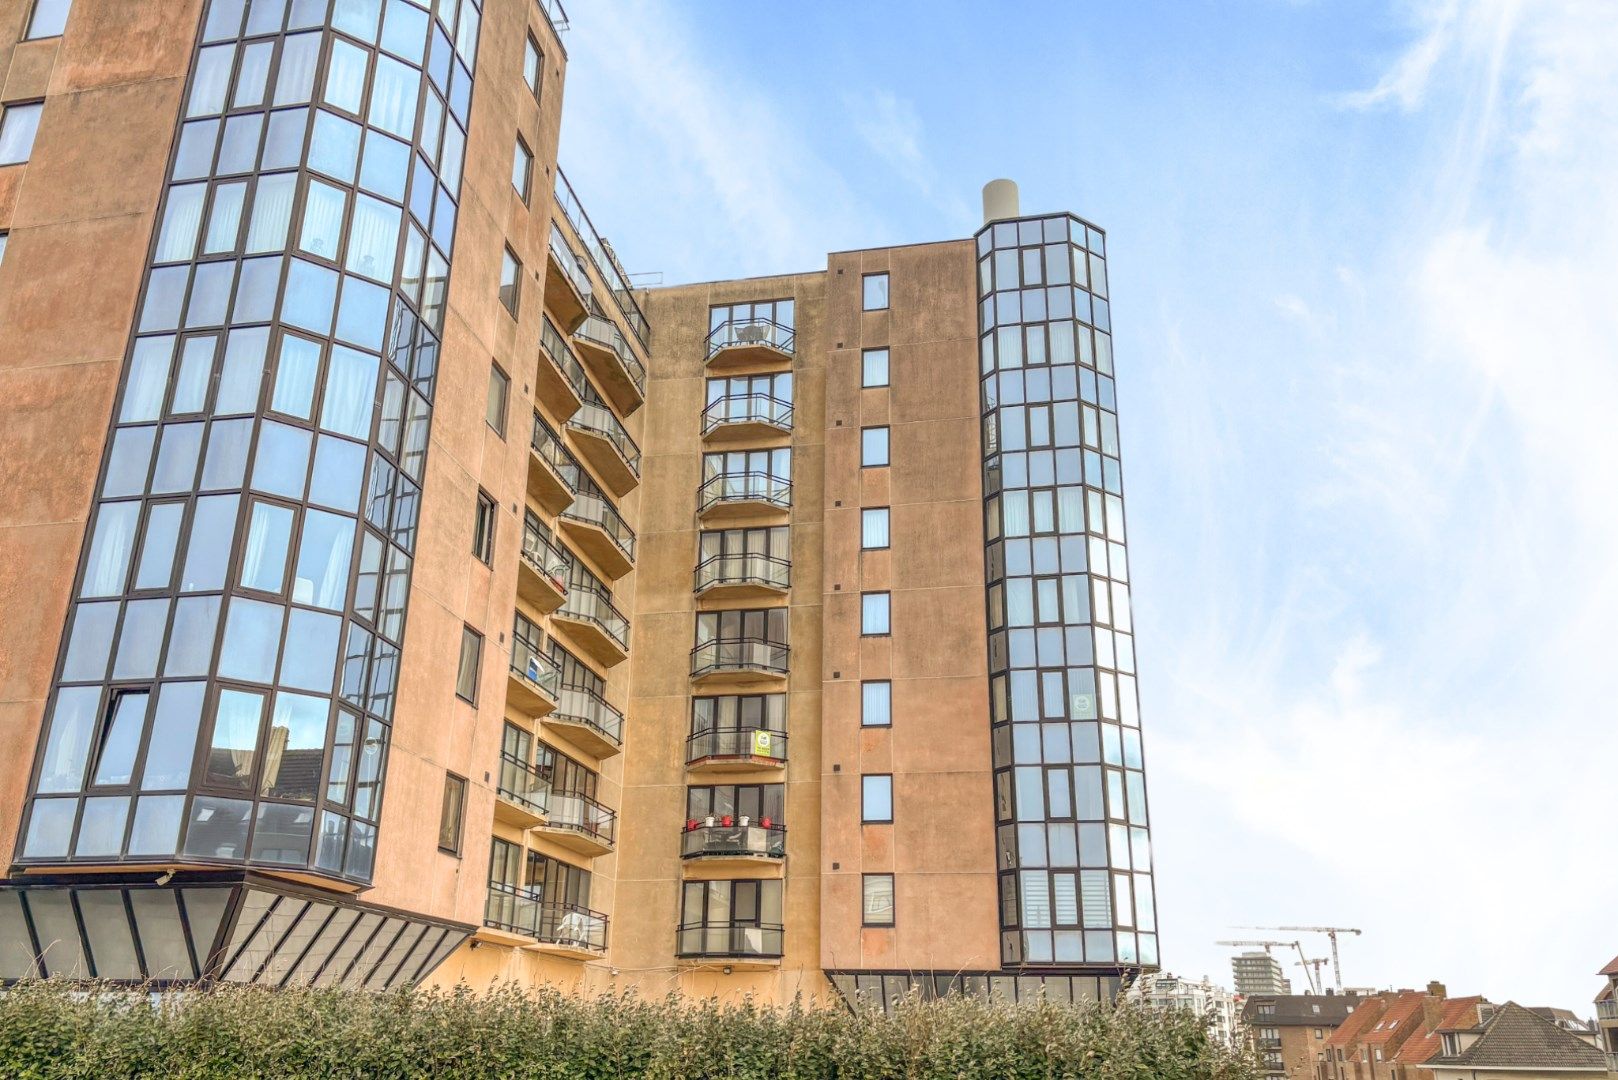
485,363,509,436
861,426,889,467
499,247,521,317
862,873,895,925
473,489,496,565
522,35,543,99
25,0,71,40
0,102,45,167
861,774,892,823
862,272,889,311
455,626,482,703
511,136,533,202
862,348,889,388
438,773,466,853
0,232,9,270
860,507,889,549
861,592,890,636
861,681,891,727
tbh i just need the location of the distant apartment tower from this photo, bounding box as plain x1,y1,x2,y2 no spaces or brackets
1132,971,1241,1046
1236,950,1294,996
0,0,1156,1002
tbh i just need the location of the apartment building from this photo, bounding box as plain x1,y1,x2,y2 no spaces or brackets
1243,993,1361,1080
1236,949,1294,996
1131,971,1241,1045
0,0,1156,1003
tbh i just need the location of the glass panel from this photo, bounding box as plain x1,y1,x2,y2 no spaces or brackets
204,688,264,791
141,682,205,790
91,691,149,786
79,890,142,978
37,687,101,793
182,795,253,860
127,795,185,855
27,892,89,977
129,889,195,980
74,797,129,857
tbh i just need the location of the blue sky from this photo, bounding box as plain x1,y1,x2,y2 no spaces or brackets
557,1,1618,1009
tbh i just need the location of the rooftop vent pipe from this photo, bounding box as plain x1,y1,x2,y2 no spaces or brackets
982,179,1019,224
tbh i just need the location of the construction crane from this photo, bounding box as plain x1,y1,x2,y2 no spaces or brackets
1237,926,1363,991
1295,957,1330,995
1215,939,1318,994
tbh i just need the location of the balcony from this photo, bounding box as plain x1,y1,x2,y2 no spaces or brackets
529,418,580,515
558,490,635,580
697,472,791,521
701,393,793,442
685,727,788,773
566,400,640,498
544,224,591,332
572,314,646,416
534,791,616,857
507,638,561,717
1599,1000,1618,1021
554,169,651,350
553,582,630,668
694,552,790,600
494,751,549,829
518,523,570,614
676,922,784,969
482,881,543,947
690,639,789,687
536,317,588,422
529,900,608,960
705,318,794,370
545,684,625,760
681,822,786,871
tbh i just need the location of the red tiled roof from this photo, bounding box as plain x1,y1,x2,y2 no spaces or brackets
1391,997,1485,1065
1324,995,1388,1048
1361,991,1427,1047
1601,954,1618,977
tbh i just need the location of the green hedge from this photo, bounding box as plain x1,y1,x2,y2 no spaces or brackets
0,980,1257,1079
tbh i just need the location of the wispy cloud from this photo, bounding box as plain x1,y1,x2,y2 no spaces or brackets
845,90,973,226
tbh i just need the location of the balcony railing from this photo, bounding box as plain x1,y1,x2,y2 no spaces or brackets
705,317,795,360
545,790,617,847
698,472,791,514
484,881,540,936
497,751,549,816
521,521,571,591
554,169,650,348
531,417,583,491
575,314,648,397
568,400,642,477
694,552,790,594
676,922,784,960
537,0,569,34
549,224,593,303
560,490,636,564
686,727,788,765
511,637,561,698
534,900,607,953
681,822,786,861
558,582,630,652
1599,1000,1618,1020
540,316,591,401
701,393,793,436
555,684,625,749
690,639,789,680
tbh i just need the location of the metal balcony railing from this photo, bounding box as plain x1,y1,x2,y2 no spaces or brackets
511,637,561,698
575,314,647,396
558,582,630,652
540,316,591,401
554,169,650,348
698,472,791,513
534,900,607,953
680,822,786,860
705,317,795,359
484,881,541,936
521,520,571,590
560,490,636,563
694,552,790,593
549,224,593,303
690,639,789,679
701,393,793,435
675,922,785,960
497,751,549,816
568,400,641,476
537,0,569,34
555,685,625,749
531,416,583,492
545,790,617,847
685,727,788,765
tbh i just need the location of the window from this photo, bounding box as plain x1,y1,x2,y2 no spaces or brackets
862,874,895,925
862,272,889,310
861,591,890,635
862,348,889,387
26,0,71,38
438,773,465,853
861,681,891,727
485,363,509,435
511,136,533,201
0,102,44,166
0,232,8,270
455,625,482,703
861,426,889,466
498,248,521,317
522,35,543,99
1314,1029,1323,1039
473,489,496,565
860,507,889,549
862,774,893,822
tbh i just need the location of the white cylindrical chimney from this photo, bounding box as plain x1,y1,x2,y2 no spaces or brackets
982,179,1019,224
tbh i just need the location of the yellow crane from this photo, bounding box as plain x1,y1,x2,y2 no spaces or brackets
1237,926,1363,991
